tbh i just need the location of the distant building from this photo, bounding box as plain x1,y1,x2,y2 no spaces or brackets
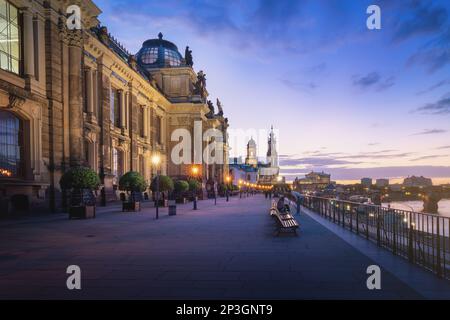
257,126,281,184
361,178,373,187
245,138,258,167
376,179,389,188
403,176,433,187
230,127,283,186
294,171,331,190
229,158,258,186
389,184,402,192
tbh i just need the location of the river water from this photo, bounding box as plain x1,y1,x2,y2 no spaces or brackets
382,199,450,218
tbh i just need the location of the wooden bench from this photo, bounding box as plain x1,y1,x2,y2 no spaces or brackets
270,207,299,236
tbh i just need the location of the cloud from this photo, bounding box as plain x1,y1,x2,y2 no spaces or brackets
412,129,447,135
352,72,395,91
414,94,450,115
279,79,318,93
416,79,450,95
436,145,450,149
410,155,449,161
280,165,450,181
407,27,450,73
392,2,448,43
368,142,380,146
279,156,362,168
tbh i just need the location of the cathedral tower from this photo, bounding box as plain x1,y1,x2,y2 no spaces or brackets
245,137,258,167
267,126,278,168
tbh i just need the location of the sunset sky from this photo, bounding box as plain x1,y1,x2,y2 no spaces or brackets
94,0,450,183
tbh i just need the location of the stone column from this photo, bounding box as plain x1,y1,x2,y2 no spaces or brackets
35,14,46,83
22,8,35,78
85,68,94,114
143,106,148,138
68,30,84,166
119,90,126,128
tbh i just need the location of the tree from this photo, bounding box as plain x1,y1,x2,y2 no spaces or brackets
174,180,189,197
119,171,148,193
150,175,174,193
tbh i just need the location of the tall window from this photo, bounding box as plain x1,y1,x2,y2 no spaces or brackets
112,148,124,178
0,0,20,74
139,154,145,175
155,116,162,144
138,106,144,138
0,111,23,177
110,88,120,127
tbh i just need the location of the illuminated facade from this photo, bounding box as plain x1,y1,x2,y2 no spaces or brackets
0,0,228,213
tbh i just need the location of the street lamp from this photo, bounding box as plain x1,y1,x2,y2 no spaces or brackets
225,176,231,202
151,153,161,219
190,165,200,210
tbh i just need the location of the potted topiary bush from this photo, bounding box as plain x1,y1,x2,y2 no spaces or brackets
174,180,189,204
150,175,174,208
60,166,100,219
119,171,147,212
188,179,201,210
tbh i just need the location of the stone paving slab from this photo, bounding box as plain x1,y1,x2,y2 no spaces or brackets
0,195,432,299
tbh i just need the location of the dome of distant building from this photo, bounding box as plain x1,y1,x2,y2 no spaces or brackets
136,32,184,68
248,137,256,147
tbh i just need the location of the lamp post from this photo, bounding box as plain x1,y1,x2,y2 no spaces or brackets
190,165,200,210
238,179,243,198
225,176,231,202
151,153,161,220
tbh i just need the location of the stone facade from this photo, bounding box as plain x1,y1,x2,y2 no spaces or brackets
0,0,229,213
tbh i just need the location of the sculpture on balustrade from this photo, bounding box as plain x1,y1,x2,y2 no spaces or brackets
194,70,207,97
185,46,193,66
216,98,224,116
206,100,215,118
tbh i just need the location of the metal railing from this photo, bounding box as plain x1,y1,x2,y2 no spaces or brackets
301,196,450,280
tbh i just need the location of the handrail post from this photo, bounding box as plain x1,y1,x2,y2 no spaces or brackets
392,211,397,255
408,212,414,263
366,207,369,240
376,210,381,247
349,205,353,232
356,206,359,235
436,218,442,277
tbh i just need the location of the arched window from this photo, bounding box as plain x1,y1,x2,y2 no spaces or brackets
0,110,23,177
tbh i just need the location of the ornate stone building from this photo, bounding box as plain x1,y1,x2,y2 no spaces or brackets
0,0,229,213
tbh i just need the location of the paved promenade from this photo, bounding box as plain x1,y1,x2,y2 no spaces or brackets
0,195,448,299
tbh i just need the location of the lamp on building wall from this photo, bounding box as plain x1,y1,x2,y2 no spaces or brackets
151,153,161,219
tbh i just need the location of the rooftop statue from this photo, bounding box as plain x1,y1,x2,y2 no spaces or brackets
98,26,110,45
194,70,207,96
216,98,224,116
185,46,193,66
206,100,215,118
128,55,137,70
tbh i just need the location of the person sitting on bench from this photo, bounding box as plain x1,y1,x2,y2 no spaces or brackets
277,196,287,213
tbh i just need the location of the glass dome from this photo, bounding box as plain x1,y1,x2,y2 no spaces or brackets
136,33,184,68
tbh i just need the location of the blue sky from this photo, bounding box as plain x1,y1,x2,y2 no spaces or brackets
93,0,450,183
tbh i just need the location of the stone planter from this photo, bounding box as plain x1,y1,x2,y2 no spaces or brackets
168,200,177,216
122,201,141,212
69,205,96,219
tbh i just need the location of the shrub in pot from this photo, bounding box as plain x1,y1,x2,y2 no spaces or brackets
188,179,201,209
119,171,147,212
150,175,174,207
174,180,189,204
60,166,100,219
